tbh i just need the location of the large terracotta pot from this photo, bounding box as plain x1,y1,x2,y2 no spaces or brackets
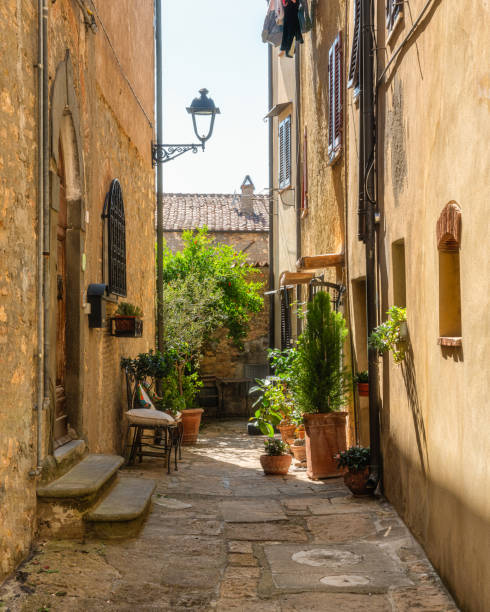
181,408,204,445
278,423,296,444
260,454,292,475
304,412,348,479
344,468,372,496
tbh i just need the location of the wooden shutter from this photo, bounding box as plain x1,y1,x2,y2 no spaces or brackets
328,33,343,162
348,0,361,90
279,115,292,189
301,126,308,212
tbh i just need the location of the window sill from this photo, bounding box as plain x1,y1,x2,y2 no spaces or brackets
387,13,404,46
438,337,462,347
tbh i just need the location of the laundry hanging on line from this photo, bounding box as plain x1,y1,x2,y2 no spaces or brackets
262,0,312,54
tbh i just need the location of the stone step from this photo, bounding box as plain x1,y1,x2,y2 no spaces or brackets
84,477,156,538
37,454,124,500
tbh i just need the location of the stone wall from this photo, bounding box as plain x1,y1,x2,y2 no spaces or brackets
0,0,155,581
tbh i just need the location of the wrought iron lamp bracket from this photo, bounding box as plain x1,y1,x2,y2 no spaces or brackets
152,142,205,166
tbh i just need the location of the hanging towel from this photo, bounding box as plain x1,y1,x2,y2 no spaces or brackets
262,0,284,46
281,0,303,57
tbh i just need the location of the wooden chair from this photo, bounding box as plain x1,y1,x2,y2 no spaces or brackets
124,368,183,474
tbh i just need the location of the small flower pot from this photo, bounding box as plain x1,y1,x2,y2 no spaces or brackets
357,382,369,397
111,316,143,338
260,454,292,475
343,468,372,496
291,445,306,463
278,423,296,444
295,426,305,439
181,408,204,445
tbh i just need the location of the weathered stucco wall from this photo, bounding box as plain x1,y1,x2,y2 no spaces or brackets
373,1,490,609
0,0,155,581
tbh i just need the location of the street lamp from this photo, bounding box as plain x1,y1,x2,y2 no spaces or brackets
152,88,220,166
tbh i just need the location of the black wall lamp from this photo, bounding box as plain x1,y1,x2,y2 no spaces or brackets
152,88,220,166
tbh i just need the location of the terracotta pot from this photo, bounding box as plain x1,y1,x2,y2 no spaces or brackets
357,382,369,397
295,426,305,439
344,468,372,496
278,423,296,444
291,445,306,463
304,412,348,479
260,454,292,475
181,408,204,445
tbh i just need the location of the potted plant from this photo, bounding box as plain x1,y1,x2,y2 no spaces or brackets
113,302,143,337
354,371,369,397
295,292,351,479
337,446,372,496
249,378,290,438
290,438,306,463
260,438,292,475
368,306,407,364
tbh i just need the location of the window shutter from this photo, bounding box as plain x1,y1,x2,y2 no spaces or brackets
279,116,291,189
102,178,127,297
280,287,292,350
328,33,343,161
348,0,361,90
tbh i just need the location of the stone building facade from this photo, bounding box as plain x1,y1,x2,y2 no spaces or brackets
0,1,156,581
162,179,270,414
268,0,489,609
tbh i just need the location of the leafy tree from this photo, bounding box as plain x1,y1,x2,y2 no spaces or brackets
161,228,264,349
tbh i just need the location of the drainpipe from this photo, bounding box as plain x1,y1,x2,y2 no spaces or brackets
155,0,164,353
268,42,275,351
295,45,302,335
31,0,48,477
42,0,50,433
360,0,380,488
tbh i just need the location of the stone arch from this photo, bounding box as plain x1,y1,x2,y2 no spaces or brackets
49,51,85,443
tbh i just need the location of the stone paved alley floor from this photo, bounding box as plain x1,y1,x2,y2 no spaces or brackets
1,421,458,611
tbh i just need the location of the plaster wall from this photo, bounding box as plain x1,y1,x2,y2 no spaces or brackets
373,1,490,609
271,51,299,347
0,0,155,581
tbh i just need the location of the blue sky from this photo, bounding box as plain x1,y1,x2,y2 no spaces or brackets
161,1,268,194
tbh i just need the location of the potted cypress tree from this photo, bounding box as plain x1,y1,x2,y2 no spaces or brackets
295,292,350,479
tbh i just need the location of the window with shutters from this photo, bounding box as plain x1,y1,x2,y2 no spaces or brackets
386,0,403,35
102,178,127,297
279,115,291,189
347,0,361,96
328,33,343,164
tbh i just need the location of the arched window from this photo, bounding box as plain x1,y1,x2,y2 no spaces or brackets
102,179,127,297
436,202,462,346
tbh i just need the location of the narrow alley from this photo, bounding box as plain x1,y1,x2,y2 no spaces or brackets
0,421,456,612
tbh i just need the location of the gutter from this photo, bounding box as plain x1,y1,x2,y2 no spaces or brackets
294,44,302,335
268,42,275,351
360,0,381,489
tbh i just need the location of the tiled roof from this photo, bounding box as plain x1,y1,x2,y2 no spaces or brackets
161,193,270,232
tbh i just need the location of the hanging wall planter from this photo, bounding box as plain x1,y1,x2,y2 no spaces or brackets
111,302,143,338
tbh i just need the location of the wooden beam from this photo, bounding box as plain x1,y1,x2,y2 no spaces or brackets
280,271,315,286
296,253,344,270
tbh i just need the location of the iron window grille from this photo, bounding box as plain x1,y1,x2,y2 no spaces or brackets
280,287,293,350
279,115,292,190
386,0,403,32
102,178,127,297
308,278,346,312
328,32,343,163
347,0,361,95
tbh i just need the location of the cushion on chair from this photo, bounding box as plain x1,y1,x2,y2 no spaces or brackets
126,408,176,426
135,384,155,409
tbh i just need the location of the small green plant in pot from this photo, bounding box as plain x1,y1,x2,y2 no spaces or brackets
295,292,351,479
368,306,407,364
113,302,143,336
249,378,292,437
337,446,372,496
290,437,306,463
353,370,369,397
260,438,292,475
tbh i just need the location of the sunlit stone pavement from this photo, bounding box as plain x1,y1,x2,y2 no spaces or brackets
0,420,457,611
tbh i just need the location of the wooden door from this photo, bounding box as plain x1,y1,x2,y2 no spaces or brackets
54,144,70,448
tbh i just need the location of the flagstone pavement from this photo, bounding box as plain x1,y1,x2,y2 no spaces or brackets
0,420,458,611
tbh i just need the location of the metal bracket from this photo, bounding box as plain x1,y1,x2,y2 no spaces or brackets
151,142,204,167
